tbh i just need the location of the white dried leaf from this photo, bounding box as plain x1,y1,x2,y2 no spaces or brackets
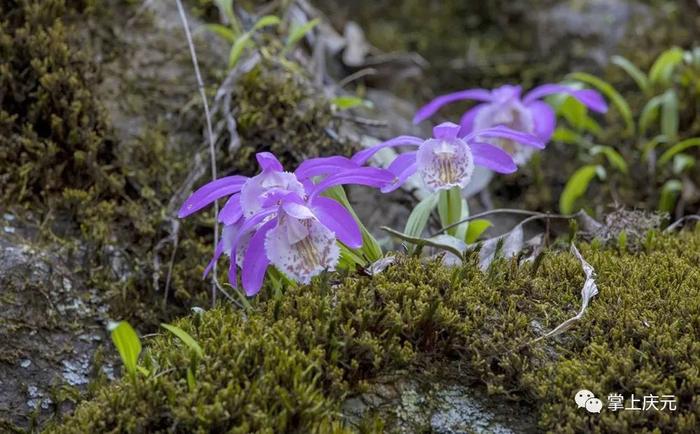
365,256,396,276
533,243,599,342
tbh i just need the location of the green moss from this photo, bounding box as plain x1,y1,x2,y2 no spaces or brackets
227,56,356,175
48,228,700,433
0,0,108,204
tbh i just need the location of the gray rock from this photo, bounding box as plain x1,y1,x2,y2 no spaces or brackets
0,233,111,429
342,370,538,433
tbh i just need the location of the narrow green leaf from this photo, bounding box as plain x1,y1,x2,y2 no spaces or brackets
437,187,464,236
658,138,700,166
641,135,669,162
108,321,141,378
559,165,599,214
568,72,635,137
228,32,252,69
330,96,372,110
672,154,695,175
322,186,382,262
638,95,664,137
590,145,628,174
252,15,281,31
204,24,237,43
465,219,492,243
187,368,196,391
404,193,439,239
161,323,204,359
552,126,585,145
213,0,235,23
558,96,587,130
658,179,682,213
649,47,684,87
611,55,650,94
286,18,320,47
660,90,679,141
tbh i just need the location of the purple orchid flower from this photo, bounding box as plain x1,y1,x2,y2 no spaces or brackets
178,152,393,296
351,122,544,193
413,84,608,165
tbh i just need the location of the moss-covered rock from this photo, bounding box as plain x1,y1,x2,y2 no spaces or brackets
0,0,111,205
47,228,700,433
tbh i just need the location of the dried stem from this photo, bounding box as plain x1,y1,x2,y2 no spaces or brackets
175,0,220,306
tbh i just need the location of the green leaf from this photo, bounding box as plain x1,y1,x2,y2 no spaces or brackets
558,96,587,130
381,226,466,258
286,18,320,47
638,94,664,137
649,47,684,87
187,368,196,391
213,0,235,23
204,24,237,43
161,323,204,359
641,135,669,162
658,138,700,166
338,243,367,268
253,15,281,31
108,321,141,378
438,187,465,236
568,72,634,137
590,145,628,174
672,154,695,175
228,32,253,69
660,90,679,141
322,186,382,263
465,219,492,243
404,193,439,239
611,55,650,95
552,126,585,145
559,165,600,214
330,96,373,110
658,179,682,213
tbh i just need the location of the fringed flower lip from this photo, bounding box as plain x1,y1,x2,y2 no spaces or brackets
178,152,395,296
413,84,608,143
351,122,544,193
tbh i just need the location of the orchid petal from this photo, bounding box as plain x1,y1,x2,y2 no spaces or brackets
230,208,277,255
218,194,243,225
282,200,316,220
458,104,486,136
311,197,362,248
178,176,247,218
523,84,608,113
294,156,360,180
381,151,418,193
416,138,474,192
265,217,339,284
470,142,517,174
413,88,494,124
309,167,396,198
465,126,545,149
256,152,284,172
240,171,305,217
351,136,424,166
241,220,276,296
203,240,225,278
527,101,557,142
432,122,461,140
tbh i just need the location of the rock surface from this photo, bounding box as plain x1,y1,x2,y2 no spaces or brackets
0,223,111,429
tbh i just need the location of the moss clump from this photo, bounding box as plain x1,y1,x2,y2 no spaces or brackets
48,228,700,433
0,0,110,204
227,57,357,175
